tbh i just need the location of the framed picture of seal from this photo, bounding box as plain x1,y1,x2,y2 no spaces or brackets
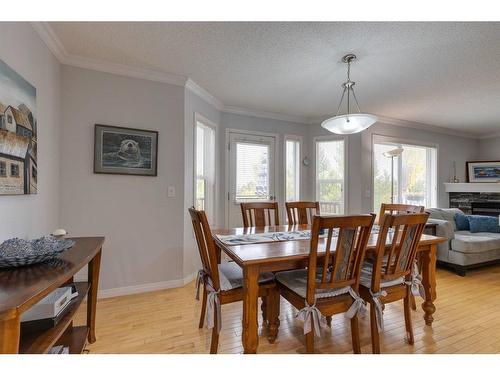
94,124,158,176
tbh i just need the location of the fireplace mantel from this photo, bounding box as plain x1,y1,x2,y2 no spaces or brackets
444,182,500,193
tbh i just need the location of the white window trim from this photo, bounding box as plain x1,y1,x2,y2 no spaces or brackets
224,128,279,228
313,135,349,214
371,133,439,211
283,134,303,201
193,112,219,225
283,134,303,223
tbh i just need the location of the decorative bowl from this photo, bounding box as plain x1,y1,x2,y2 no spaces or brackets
0,236,75,269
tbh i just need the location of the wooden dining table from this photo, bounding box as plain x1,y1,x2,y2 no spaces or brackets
212,224,447,354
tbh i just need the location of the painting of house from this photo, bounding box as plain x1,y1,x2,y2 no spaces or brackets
0,60,37,195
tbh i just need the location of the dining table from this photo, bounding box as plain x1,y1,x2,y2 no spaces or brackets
212,224,447,354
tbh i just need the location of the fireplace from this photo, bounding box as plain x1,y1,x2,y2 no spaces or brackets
449,192,500,214
471,201,500,217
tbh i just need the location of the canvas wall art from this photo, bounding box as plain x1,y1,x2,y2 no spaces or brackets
467,161,500,183
0,60,37,195
94,124,158,176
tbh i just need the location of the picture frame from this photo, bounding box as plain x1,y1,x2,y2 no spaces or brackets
466,161,500,183
94,124,158,176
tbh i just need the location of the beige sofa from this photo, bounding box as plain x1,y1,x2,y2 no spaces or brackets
426,208,500,276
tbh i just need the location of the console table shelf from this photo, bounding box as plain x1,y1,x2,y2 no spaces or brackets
0,237,104,354
19,282,90,354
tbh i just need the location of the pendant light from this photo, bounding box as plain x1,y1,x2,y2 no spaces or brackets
321,54,378,134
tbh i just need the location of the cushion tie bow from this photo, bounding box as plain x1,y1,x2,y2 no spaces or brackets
204,281,222,333
296,300,325,337
345,288,367,319
195,269,207,301
405,261,426,299
370,289,388,332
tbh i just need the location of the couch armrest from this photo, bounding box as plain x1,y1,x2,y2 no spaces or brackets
427,218,453,260
427,218,455,240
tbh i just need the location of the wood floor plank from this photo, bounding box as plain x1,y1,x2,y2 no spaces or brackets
74,265,500,354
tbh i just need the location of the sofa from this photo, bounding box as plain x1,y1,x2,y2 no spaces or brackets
425,208,500,276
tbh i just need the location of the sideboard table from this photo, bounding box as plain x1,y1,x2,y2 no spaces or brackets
0,237,104,354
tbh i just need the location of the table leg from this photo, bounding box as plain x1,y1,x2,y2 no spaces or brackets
87,247,102,343
266,287,280,343
0,310,20,353
420,244,437,326
242,265,260,354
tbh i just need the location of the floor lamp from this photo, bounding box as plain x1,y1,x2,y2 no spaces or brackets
383,148,404,204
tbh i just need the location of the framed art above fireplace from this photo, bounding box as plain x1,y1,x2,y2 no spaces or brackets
466,161,500,183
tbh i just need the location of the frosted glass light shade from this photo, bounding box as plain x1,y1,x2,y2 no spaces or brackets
321,113,378,135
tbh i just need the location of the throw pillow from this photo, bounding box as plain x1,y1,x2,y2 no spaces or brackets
468,215,500,233
454,212,470,231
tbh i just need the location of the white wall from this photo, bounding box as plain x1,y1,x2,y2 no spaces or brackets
0,23,61,241
60,66,186,293
478,136,500,159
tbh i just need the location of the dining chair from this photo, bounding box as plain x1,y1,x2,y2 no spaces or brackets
240,201,280,227
188,207,279,353
285,201,320,225
359,212,429,353
378,203,424,226
275,214,376,353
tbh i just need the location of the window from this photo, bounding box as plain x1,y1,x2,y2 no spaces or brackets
0,161,6,177
10,163,19,177
32,166,37,182
7,114,12,124
315,138,345,214
195,117,216,224
373,139,437,210
236,143,270,200
285,138,300,202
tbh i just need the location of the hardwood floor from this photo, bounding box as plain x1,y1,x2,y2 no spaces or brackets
74,265,500,354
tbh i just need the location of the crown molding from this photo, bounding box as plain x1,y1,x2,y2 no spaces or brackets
221,105,311,124
185,78,224,110
477,130,500,140
374,115,480,139
31,22,68,63
30,22,492,138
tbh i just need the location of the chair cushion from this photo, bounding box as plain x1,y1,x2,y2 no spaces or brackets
218,262,274,291
359,261,404,289
275,269,351,299
451,231,500,254
468,215,500,233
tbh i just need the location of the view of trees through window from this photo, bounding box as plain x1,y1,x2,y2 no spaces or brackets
373,141,437,211
315,139,344,214
236,143,270,200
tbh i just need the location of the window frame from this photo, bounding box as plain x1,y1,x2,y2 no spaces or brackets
371,134,439,211
10,163,20,178
313,135,348,215
193,112,218,225
0,161,6,177
283,134,302,204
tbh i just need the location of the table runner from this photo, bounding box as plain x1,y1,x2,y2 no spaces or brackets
215,225,388,245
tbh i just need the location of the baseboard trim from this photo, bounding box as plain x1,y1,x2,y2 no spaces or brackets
87,271,198,299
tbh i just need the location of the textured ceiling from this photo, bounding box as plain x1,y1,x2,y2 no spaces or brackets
49,22,500,135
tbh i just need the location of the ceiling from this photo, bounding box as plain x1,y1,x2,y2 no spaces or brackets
47,22,500,136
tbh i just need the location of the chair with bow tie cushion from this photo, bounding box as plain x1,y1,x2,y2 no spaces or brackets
285,201,320,225
188,207,278,353
275,214,376,354
240,202,280,228
359,212,429,354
